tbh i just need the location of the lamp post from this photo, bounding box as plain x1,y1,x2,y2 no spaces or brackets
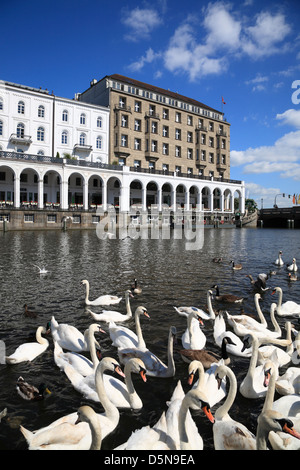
273,193,291,208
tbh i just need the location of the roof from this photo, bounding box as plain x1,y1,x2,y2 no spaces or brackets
106,74,223,115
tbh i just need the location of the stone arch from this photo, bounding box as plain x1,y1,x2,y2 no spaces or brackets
44,169,62,205
201,186,211,211
19,167,39,204
88,173,105,206
107,175,121,207
0,164,15,204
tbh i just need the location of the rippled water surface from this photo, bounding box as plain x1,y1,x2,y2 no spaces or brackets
0,226,299,450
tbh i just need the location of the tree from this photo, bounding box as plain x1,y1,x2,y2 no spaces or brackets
245,198,257,213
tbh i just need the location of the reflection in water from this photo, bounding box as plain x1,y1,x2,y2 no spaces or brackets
0,227,299,449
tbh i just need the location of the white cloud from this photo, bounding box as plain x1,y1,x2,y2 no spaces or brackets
203,2,242,51
276,109,300,129
122,7,162,41
244,182,282,207
128,48,161,72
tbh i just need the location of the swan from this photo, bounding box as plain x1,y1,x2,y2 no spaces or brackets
174,290,216,321
81,279,122,306
275,250,284,266
211,284,244,303
131,278,142,295
275,368,300,396
50,316,101,353
226,302,282,339
75,406,102,450
87,290,134,323
225,293,268,335
239,333,289,399
181,311,206,353
6,326,49,364
257,361,300,450
257,321,293,368
23,304,37,318
53,323,104,376
213,364,256,450
16,376,51,401
188,359,227,408
213,311,252,358
20,357,121,450
180,335,235,367
118,326,176,378
272,286,300,317
287,258,298,272
109,306,149,350
64,356,146,409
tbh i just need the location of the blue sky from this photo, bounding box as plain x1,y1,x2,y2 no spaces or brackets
2,0,300,208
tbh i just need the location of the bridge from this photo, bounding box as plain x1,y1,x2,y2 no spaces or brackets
258,206,300,228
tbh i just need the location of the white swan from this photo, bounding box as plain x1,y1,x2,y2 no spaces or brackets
213,312,252,358
87,290,134,323
181,311,206,352
75,406,102,450
257,361,300,450
53,323,104,376
213,364,256,450
118,326,176,378
33,264,48,274
20,357,121,450
50,316,100,353
188,359,226,408
64,356,146,409
272,286,300,317
257,321,293,368
81,279,122,306
226,302,282,339
275,250,284,266
109,306,149,350
174,290,216,321
275,368,300,396
6,326,49,364
287,258,298,272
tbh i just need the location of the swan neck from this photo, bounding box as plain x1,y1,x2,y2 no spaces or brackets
95,363,119,420
254,297,267,326
247,336,259,378
178,398,190,450
166,331,175,374
207,292,215,319
36,327,47,345
88,329,100,367
135,312,146,349
125,294,133,316
89,417,102,450
215,368,237,420
124,362,136,398
270,306,280,334
84,282,90,303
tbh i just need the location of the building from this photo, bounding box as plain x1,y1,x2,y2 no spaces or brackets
0,76,244,230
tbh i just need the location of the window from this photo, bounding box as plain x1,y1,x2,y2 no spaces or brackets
80,113,86,125
162,143,169,155
121,135,128,147
37,150,45,156
119,157,125,166
149,104,155,116
0,121,2,136
151,140,157,152
47,214,57,223
134,119,141,131
209,137,214,147
162,126,169,138
79,133,86,146
175,112,181,123
151,121,157,134
175,146,181,158
38,105,45,118
187,131,193,143
119,97,126,108
24,214,34,223
134,159,141,168
175,129,181,140
187,148,193,160
222,139,226,149
175,165,181,174
188,167,193,175
18,101,25,114
209,152,214,163
162,164,169,172
0,97,3,110
201,134,206,145
76,177,82,186
97,116,102,128
37,126,45,141
134,101,141,113
62,110,68,122
162,109,169,120
209,122,214,131
187,115,193,126
17,123,25,138
96,136,102,149
201,150,206,161
0,172,5,181
134,138,141,150
121,115,128,127
62,131,68,144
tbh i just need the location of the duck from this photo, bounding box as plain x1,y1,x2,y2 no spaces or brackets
20,357,121,450
288,272,298,281
230,260,243,270
23,304,38,318
287,258,298,272
6,326,49,364
246,274,268,291
50,316,101,353
109,306,149,350
81,279,122,306
181,311,206,354
64,356,147,409
257,361,300,450
213,311,252,358
53,323,104,376
118,326,176,378
75,406,102,450
213,364,256,450
211,285,244,303
275,251,284,266
180,335,235,368
131,278,142,295
16,376,51,401
212,257,223,263
188,359,227,408
271,286,300,317
87,290,134,323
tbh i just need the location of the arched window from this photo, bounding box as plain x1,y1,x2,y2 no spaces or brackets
18,101,25,114
62,109,68,122
16,123,25,138
0,120,3,136
80,133,86,146
80,113,86,125
37,126,45,141
96,135,102,149
38,105,45,118
37,150,45,155
97,116,102,128
61,130,68,144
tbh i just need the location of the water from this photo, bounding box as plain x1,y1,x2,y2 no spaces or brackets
0,227,299,450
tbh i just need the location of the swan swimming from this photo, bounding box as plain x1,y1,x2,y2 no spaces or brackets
6,326,49,364
87,290,134,323
81,279,122,306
